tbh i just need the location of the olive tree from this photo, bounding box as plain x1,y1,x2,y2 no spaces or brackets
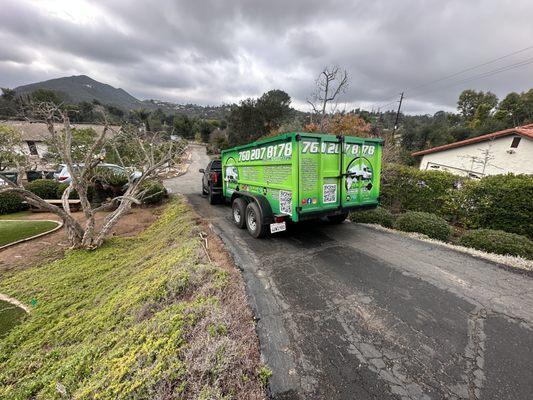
0,103,186,249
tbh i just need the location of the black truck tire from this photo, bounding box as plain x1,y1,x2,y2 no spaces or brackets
208,187,220,204
202,184,208,195
245,202,268,238
327,212,348,224
232,197,247,228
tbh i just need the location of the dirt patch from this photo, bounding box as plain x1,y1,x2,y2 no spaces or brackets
0,204,164,275
189,210,265,399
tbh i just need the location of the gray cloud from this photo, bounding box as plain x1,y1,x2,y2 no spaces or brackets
1,0,532,114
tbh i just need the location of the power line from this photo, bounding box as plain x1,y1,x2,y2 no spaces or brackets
405,44,533,93
408,56,533,99
369,44,533,111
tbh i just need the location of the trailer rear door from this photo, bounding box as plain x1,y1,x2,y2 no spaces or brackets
298,135,341,215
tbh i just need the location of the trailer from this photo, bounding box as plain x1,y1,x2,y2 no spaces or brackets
220,132,383,238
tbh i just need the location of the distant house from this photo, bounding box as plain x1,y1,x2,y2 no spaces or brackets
411,124,533,178
0,120,118,170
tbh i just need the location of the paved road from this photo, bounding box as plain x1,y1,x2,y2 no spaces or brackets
166,144,533,400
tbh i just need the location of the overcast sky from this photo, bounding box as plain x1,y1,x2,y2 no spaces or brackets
1,0,532,114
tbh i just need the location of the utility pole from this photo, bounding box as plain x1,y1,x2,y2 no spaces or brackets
393,92,404,135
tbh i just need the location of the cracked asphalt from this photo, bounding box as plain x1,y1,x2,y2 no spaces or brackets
166,144,533,400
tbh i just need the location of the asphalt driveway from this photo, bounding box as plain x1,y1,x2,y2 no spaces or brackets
166,144,533,400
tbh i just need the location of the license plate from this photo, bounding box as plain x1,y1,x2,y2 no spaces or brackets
270,222,286,233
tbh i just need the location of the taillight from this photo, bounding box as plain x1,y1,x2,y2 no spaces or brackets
211,172,218,183
58,176,68,181
274,216,285,223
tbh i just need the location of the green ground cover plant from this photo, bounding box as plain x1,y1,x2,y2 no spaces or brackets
0,199,264,399
0,220,59,246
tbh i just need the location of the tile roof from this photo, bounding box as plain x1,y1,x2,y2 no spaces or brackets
411,124,533,156
0,120,119,141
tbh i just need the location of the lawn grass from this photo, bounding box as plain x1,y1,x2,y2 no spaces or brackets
0,199,264,399
0,220,60,246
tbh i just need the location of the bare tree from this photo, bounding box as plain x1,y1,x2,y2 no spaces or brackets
0,102,186,249
307,65,349,130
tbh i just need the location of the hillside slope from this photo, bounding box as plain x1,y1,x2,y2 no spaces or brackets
14,75,143,111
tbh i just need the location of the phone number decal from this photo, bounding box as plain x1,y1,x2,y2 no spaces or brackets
238,142,292,161
301,141,375,156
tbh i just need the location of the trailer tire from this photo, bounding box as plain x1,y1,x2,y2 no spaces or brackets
327,212,348,224
232,197,247,228
245,202,268,238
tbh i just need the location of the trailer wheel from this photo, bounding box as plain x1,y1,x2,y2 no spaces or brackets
232,197,247,228
245,202,268,238
327,212,348,224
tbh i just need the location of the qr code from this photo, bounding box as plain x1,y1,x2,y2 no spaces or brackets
323,184,337,203
279,190,292,215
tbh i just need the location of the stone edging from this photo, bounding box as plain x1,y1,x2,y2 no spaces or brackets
0,219,63,251
0,293,30,314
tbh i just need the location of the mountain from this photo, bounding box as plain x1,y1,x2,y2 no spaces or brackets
13,75,231,118
14,75,143,111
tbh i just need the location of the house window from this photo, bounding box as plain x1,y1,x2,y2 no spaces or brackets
27,141,38,156
510,137,521,148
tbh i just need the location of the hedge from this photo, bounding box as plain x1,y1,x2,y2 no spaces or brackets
0,192,27,215
25,179,60,199
394,211,452,241
380,164,458,216
459,229,533,260
350,207,394,228
447,174,533,238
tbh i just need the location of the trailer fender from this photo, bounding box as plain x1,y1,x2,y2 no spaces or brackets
230,191,274,225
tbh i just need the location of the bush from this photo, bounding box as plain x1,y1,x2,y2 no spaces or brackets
453,174,532,239
25,179,60,199
350,207,394,228
0,192,27,215
57,183,79,200
394,211,452,241
459,229,533,259
380,164,458,216
139,180,166,205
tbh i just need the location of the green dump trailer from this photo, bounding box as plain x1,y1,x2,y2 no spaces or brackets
221,132,383,238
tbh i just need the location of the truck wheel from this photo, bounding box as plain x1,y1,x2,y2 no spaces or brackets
245,202,268,238
202,185,208,195
208,187,220,204
327,212,348,224
232,197,247,228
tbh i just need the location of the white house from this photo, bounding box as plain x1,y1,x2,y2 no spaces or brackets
412,124,533,178
1,120,117,170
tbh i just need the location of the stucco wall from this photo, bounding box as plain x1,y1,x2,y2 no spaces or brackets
419,135,533,176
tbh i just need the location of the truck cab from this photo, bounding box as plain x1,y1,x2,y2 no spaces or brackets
199,159,222,204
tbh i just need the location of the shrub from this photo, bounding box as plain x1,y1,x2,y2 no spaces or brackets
459,229,533,259
455,174,532,238
394,211,452,241
139,180,166,205
350,207,394,228
57,183,80,200
380,164,458,216
0,192,27,215
25,179,60,199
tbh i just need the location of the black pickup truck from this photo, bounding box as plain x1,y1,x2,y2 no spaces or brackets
199,159,222,204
